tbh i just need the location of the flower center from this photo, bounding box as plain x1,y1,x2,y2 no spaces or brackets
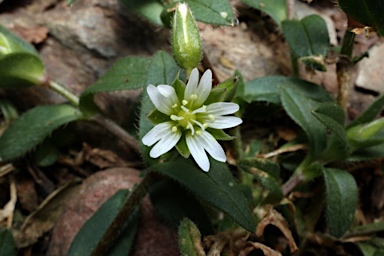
177,108,196,128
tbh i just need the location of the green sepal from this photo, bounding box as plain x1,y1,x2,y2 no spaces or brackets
172,78,186,101
216,74,239,102
207,128,234,141
147,109,170,125
204,87,226,105
176,135,190,158
160,2,177,29
347,117,384,141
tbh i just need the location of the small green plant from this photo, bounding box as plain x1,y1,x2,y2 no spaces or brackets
1,0,384,255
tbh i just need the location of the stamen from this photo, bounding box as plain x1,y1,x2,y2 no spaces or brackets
203,123,208,129
172,126,178,132
196,130,202,135
171,115,184,121
187,122,195,135
181,106,190,113
192,105,207,114
172,104,178,108
182,100,188,105
190,94,198,100
192,119,205,130
208,114,215,121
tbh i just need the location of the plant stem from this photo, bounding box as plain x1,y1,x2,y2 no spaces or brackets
291,53,299,78
91,172,160,255
336,30,355,111
287,0,295,20
91,114,140,155
47,80,80,107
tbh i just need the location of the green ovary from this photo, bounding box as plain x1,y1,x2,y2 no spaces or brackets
177,109,196,128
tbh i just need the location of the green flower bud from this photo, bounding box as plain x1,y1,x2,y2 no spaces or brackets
347,117,384,141
172,3,202,73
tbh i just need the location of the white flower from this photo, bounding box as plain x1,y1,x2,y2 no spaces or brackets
142,68,242,172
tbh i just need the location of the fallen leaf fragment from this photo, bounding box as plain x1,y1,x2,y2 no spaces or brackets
256,206,298,253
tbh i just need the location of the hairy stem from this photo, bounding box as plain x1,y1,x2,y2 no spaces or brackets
336,30,355,111
91,172,160,255
47,80,80,107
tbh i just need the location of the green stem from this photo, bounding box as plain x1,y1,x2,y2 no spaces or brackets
91,172,160,255
291,53,299,78
47,80,80,107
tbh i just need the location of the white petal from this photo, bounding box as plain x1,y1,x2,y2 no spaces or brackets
185,68,199,100
207,116,242,129
150,129,181,158
206,102,239,115
195,69,212,106
157,85,179,105
147,84,175,115
199,131,226,162
186,133,210,172
142,122,174,146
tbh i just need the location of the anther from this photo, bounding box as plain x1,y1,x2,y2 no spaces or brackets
182,100,188,105
196,130,202,135
172,104,178,108
190,94,198,100
172,126,178,132
208,114,215,121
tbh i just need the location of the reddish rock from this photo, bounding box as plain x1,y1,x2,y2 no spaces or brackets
47,168,178,256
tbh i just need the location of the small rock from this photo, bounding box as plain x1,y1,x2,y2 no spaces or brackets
356,43,384,93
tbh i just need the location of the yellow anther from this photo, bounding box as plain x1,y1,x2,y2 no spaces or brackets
196,130,202,135
172,104,178,108
190,94,198,100
208,114,215,121
203,123,208,129
172,126,178,132
171,115,178,121
182,100,188,105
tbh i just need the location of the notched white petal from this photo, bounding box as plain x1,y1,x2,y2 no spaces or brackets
195,69,212,106
149,129,181,158
147,84,174,115
157,85,179,104
208,116,243,129
142,122,174,146
200,131,226,162
207,102,239,115
186,134,210,172
185,68,199,99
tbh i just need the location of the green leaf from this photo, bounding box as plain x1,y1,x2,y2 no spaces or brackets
0,24,39,55
312,103,349,161
323,168,358,238
347,221,384,237
0,52,45,88
338,0,384,37
348,143,384,161
282,15,329,71
34,140,60,167
0,229,16,256
139,51,181,165
280,87,327,160
184,0,235,26
0,99,18,123
239,158,282,200
241,0,287,26
152,158,255,232
120,0,164,26
150,180,213,235
236,76,333,104
178,218,205,256
68,189,139,256
348,93,384,128
79,57,150,112
0,104,83,161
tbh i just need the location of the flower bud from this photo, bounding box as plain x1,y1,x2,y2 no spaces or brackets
172,3,202,72
347,117,384,141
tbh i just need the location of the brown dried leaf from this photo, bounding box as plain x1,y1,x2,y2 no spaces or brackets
14,179,81,248
256,206,298,253
0,176,17,227
239,242,282,256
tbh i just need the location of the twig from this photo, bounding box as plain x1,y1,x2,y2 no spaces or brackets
91,172,160,255
91,114,140,155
